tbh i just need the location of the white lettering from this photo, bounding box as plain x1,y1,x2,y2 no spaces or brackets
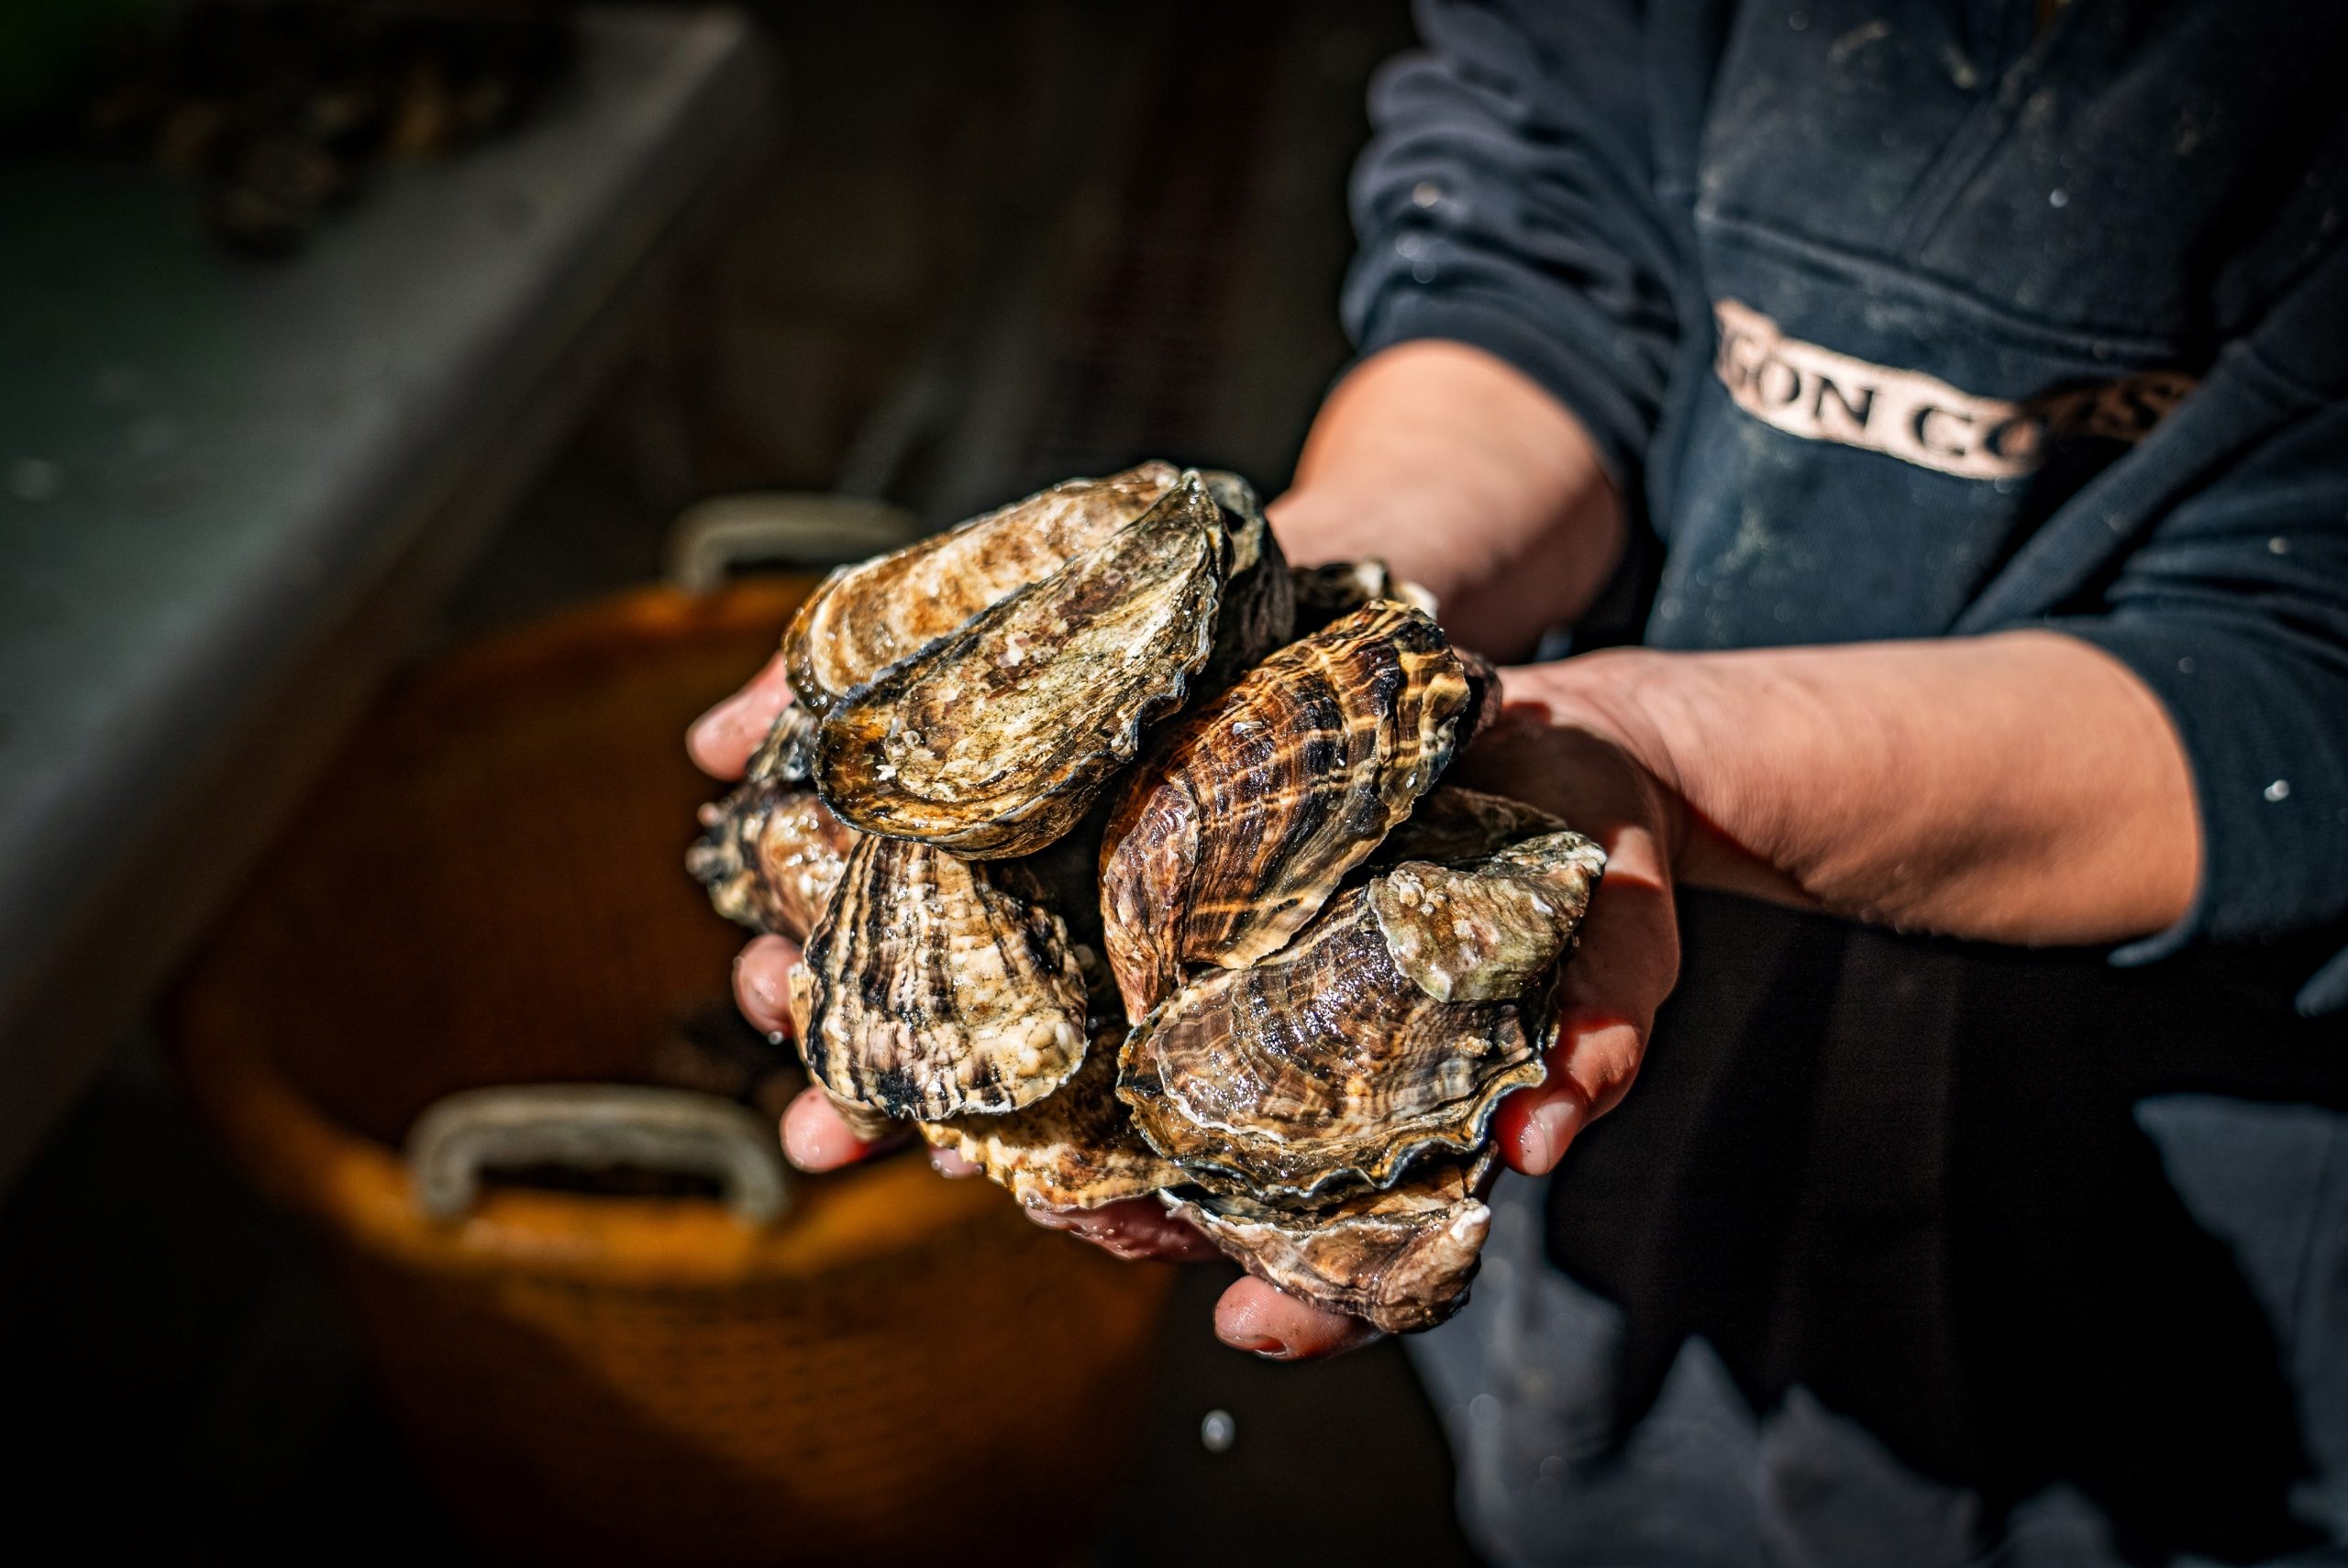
1711,300,2191,481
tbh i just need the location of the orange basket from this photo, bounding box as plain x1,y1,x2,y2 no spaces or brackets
172,581,1171,1566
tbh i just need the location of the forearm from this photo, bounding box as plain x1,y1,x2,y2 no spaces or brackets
1516,630,2204,945
1269,341,1627,660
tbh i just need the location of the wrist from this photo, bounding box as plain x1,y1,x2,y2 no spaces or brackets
1498,650,1821,909
1501,649,1687,802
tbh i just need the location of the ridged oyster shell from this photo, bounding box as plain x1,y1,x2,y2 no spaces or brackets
1368,785,1567,870
814,471,1288,858
918,1033,1183,1210
1166,1147,1497,1333
1099,602,1482,1021
1117,832,1603,1198
687,783,857,944
782,461,1181,716
799,834,1091,1120
1288,559,1438,633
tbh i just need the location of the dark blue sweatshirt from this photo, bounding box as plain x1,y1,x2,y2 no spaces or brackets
1344,0,2348,1014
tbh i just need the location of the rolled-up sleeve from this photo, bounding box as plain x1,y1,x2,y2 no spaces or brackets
2037,346,2348,1015
1343,0,1686,489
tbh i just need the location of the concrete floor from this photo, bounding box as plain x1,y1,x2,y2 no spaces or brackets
0,2,1486,1562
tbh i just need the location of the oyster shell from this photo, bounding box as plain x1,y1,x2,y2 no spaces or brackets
799,834,1091,1121
1290,559,1439,633
815,472,1270,858
687,780,856,943
1117,832,1603,1197
1194,470,1297,693
1370,785,1567,869
1099,602,1482,1021
918,1032,1183,1209
782,461,1181,716
1167,1148,1498,1333
746,702,819,786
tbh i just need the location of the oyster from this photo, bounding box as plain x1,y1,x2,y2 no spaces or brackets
799,834,1091,1121
1194,470,1297,693
1099,602,1483,1021
688,780,856,943
1290,559,1439,633
1167,1148,1497,1333
918,1032,1183,1209
746,702,819,786
782,461,1181,716
1117,832,1603,1197
814,472,1283,858
1368,785,1567,873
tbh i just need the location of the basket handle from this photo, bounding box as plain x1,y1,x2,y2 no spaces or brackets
663,493,924,591
405,1085,794,1224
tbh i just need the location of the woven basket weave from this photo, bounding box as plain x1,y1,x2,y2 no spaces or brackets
172,581,1170,1565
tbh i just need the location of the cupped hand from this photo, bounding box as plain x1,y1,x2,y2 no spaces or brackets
1456,655,1688,1177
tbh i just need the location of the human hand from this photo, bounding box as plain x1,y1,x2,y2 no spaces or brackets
1451,656,1690,1176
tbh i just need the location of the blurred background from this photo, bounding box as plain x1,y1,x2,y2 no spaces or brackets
0,1,1495,1562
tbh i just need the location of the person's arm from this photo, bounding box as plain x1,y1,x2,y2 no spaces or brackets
1269,341,1625,659
1305,0,1691,657
1465,630,2202,1180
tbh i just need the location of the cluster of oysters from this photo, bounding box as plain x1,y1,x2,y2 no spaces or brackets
689,462,1604,1332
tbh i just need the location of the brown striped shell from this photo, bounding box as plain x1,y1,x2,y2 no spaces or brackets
1166,1147,1498,1333
782,462,1181,716
1098,602,1483,1021
798,834,1091,1121
814,471,1288,859
1116,831,1603,1198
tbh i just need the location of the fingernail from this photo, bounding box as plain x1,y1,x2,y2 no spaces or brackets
1521,1101,1582,1173
689,694,749,757
1230,1334,1287,1357
740,956,783,1019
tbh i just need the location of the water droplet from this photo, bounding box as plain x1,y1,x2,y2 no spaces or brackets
1412,180,1443,209
2048,188,2069,208
1200,1409,1236,1452
2176,657,2197,675
2265,778,2292,803
2269,536,2292,556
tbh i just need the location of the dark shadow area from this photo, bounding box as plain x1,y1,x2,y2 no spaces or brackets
1553,889,2348,1563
